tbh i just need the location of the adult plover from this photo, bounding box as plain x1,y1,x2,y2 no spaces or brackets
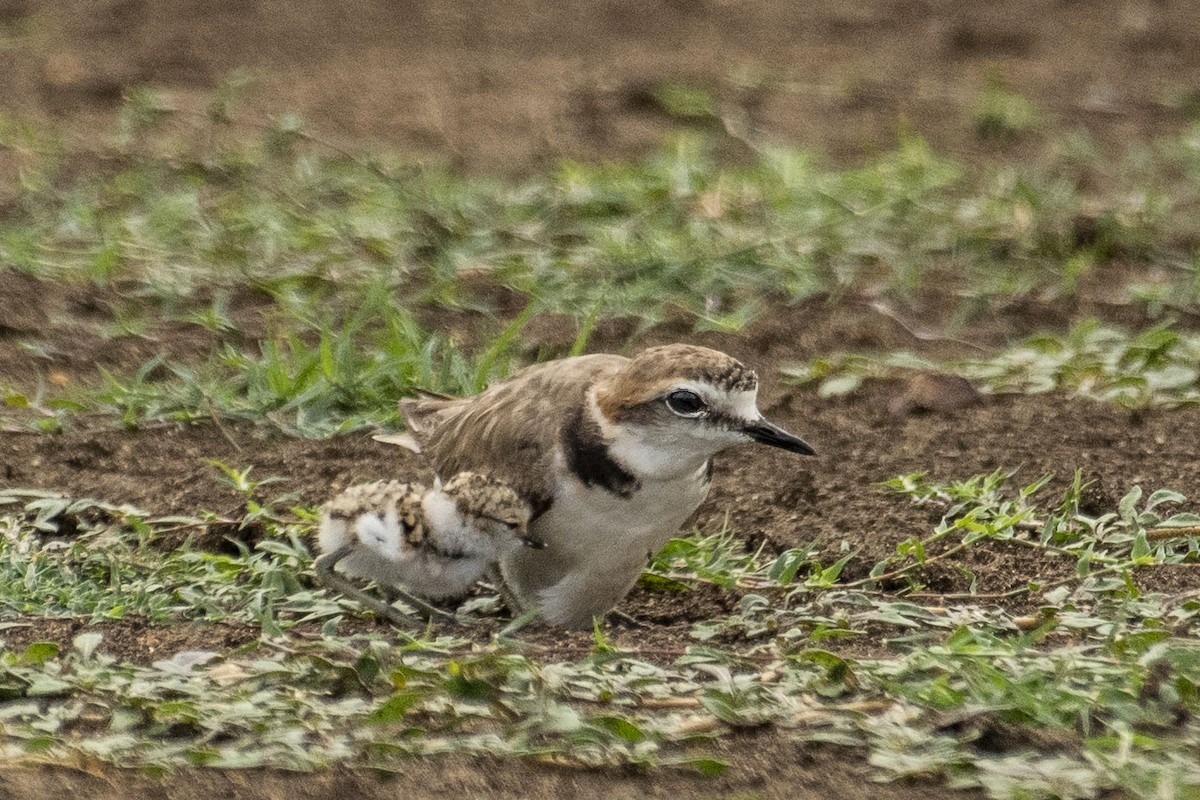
380,343,815,628
316,472,539,625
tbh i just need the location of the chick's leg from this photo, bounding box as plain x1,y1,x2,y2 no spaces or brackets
315,545,456,627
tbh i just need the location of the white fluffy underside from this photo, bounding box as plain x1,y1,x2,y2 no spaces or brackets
317,490,521,600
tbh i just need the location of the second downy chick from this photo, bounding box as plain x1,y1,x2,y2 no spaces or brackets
316,472,539,624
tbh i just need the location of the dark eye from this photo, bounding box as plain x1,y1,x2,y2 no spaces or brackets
665,390,706,416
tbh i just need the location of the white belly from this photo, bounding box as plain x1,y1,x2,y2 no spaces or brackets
338,548,493,600
500,464,710,628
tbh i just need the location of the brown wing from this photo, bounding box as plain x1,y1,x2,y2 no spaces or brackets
396,354,627,516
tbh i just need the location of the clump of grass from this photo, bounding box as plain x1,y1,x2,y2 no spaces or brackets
971,78,1043,141
4,91,1199,318
3,94,1200,434
784,318,1200,409
1,280,534,436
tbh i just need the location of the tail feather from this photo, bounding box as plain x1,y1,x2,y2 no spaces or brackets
409,387,456,401
372,432,423,453
372,389,464,454
397,391,465,449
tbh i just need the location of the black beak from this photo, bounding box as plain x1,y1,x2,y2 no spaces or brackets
742,419,816,456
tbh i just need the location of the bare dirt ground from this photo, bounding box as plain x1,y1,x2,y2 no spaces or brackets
3,0,1200,797
2,0,1199,172
0,737,966,800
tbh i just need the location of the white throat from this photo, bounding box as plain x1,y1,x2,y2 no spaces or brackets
587,389,742,481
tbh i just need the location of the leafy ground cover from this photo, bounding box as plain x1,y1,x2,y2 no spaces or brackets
1,437,1199,798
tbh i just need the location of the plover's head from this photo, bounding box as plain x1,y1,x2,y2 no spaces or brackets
436,471,540,547
594,344,815,466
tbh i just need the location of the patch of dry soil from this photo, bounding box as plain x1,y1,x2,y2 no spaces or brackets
0,0,1198,172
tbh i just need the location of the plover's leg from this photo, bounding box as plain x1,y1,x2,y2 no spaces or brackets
315,545,441,628
484,565,526,618
376,583,466,626
606,609,650,628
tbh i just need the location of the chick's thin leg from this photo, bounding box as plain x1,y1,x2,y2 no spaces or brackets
377,583,466,625
485,564,527,617
315,545,458,627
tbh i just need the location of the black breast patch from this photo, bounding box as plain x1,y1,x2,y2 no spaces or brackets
561,405,641,499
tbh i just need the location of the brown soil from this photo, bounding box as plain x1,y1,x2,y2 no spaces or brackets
0,736,965,800
0,617,260,663
3,1,1200,797
2,0,1199,172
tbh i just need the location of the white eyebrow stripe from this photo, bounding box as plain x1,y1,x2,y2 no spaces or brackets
672,381,761,422
727,389,761,421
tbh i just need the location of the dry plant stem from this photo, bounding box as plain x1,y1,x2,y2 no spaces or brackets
1004,530,1124,566
521,642,780,663
0,420,184,436
150,518,244,535
608,609,651,628
1147,527,1200,541
673,698,896,736
911,503,1200,545
839,540,974,589
1013,521,1196,544
909,562,1131,602
526,695,696,714
794,698,894,723
205,401,244,453
863,300,990,353
637,697,703,709
673,716,722,735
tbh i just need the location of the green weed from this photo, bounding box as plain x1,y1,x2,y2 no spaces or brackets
3,99,1200,432
972,79,1044,140
0,473,1198,792
785,319,1200,409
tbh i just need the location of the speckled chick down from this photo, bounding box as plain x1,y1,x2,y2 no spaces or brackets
317,472,536,600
